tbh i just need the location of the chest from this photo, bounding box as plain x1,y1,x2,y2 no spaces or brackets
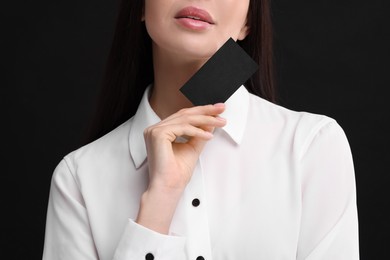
167,145,302,259
88,134,303,259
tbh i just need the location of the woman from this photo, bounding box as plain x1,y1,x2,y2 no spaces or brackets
43,0,359,259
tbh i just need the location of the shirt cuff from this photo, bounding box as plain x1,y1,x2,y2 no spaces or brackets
113,219,186,260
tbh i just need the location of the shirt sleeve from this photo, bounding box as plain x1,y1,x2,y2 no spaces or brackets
113,220,186,259
43,159,186,260
296,119,359,260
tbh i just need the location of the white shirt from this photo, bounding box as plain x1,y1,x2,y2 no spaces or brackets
43,86,359,260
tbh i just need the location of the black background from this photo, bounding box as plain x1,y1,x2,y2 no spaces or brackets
1,0,389,259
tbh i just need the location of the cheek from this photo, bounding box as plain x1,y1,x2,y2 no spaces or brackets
144,6,165,44
221,0,249,32
144,0,175,45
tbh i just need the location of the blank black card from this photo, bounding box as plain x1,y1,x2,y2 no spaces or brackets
180,37,258,106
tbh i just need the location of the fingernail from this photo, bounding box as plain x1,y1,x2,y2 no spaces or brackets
216,117,226,122
214,103,225,108
205,131,214,138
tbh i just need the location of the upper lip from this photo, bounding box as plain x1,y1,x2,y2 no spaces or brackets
175,6,215,24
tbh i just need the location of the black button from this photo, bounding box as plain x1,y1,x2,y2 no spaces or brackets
145,253,154,260
196,256,205,260
192,198,200,207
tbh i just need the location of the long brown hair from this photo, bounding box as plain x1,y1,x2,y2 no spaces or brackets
86,0,275,144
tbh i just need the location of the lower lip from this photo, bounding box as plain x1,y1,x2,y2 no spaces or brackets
175,18,212,31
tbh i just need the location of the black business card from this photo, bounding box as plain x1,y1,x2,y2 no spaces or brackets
180,38,258,106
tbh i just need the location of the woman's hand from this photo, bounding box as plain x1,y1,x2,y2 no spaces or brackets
136,103,226,234
144,103,226,191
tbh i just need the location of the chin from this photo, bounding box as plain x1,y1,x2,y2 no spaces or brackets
149,28,232,63
173,35,226,59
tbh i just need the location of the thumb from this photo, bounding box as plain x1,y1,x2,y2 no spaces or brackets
187,126,215,155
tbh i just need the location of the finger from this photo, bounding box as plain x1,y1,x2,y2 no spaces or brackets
165,103,226,121
145,124,214,143
186,129,213,155
158,114,227,128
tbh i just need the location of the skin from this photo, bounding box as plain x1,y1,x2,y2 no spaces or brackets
136,0,250,234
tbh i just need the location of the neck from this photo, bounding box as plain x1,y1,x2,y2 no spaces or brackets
149,44,208,119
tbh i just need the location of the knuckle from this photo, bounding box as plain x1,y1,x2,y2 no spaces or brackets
178,108,188,115
144,126,160,139
149,127,161,138
143,127,150,137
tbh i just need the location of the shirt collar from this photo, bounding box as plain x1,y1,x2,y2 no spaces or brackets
129,85,250,168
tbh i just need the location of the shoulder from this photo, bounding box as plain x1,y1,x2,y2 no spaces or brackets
57,118,135,180
247,92,349,159
248,92,333,126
